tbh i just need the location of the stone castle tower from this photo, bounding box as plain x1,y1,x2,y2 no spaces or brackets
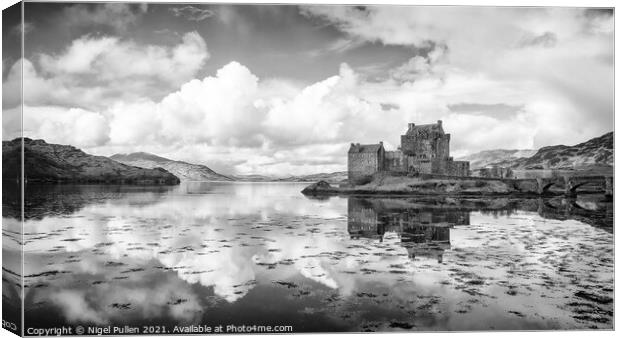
348,121,470,184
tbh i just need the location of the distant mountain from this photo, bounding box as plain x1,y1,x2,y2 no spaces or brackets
110,152,233,182
233,171,348,183
281,171,348,183
457,149,537,169
459,132,613,170
2,138,180,184
501,132,613,170
231,174,277,182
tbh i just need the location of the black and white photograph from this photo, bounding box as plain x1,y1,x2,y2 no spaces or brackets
1,0,615,335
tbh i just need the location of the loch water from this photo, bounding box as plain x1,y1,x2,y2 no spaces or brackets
2,182,614,332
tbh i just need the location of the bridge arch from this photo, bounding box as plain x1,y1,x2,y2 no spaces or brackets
565,176,612,197
536,177,566,195
568,181,600,194
541,182,557,193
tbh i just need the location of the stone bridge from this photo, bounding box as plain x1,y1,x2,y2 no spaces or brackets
520,175,613,197
423,173,613,197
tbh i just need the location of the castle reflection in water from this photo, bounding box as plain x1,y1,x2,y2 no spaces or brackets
347,198,470,263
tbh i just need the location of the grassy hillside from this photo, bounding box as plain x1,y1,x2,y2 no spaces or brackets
110,152,233,182
3,138,180,184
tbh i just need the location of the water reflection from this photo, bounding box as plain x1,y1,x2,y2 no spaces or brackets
347,198,467,263
2,182,614,332
2,182,22,334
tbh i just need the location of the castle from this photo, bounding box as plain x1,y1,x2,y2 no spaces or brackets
348,121,470,184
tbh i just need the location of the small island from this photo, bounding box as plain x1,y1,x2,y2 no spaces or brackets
302,122,613,197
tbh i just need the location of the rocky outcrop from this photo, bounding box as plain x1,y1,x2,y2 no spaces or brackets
301,180,340,195
110,152,233,182
2,138,180,184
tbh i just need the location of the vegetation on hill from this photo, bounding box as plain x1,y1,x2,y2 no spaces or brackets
2,138,180,184
110,152,233,182
457,149,537,169
458,132,613,170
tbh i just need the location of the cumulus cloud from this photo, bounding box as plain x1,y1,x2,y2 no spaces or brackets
14,55,611,175
6,6,613,177
2,32,209,111
301,6,613,153
23,105,110,147
38,31,208,93
390,45,448,82
103,59,530,173
101,62,408,175
301,6,613,89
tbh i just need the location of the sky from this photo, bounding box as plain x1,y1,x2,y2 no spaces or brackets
1,2,614,176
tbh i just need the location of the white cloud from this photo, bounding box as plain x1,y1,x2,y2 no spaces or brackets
7,7,613,176
1,106,21,141
158,61,262,146
301,6,613,150
2,32,209,112
23,106,110,147
38,31,208,94
39,37,118,74
15,53,611,176
101,62,403,176
108,100,160,146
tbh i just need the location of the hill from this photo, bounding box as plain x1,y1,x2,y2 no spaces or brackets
232,171,347,183
457,132,613,171
110,152,233,182
2,138,180,184
457,149,537,169
231,174,277,182
494,132,613,170
280,171,348,183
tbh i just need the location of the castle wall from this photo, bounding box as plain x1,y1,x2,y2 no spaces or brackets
348,149,384,184
401,130,450,161
437,134,450,159
400,135,416,156
476,166,513,178
445,160,470,177
401,135,436,159
431,158,446,174
384,150,405,172
406,157,432,174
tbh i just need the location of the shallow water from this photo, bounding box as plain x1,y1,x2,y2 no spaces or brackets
2,182,614,332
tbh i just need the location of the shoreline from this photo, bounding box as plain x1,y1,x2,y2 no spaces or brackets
301,175,612,198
